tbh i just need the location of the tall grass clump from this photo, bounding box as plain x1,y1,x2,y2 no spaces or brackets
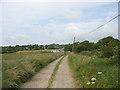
68,52,118,88
2,52,64,88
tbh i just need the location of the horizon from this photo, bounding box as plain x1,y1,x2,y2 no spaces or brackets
1,35,119,47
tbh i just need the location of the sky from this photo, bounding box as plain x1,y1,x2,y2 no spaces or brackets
1,1,119,46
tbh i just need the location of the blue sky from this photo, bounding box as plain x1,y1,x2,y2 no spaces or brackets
1,2,118,46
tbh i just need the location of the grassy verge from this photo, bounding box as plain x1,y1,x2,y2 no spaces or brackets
2,52,64,88
47,56,65,88
0,53,2,89
68,51,118,88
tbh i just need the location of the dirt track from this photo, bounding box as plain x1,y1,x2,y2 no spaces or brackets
51,56,76,88
21,55,76,88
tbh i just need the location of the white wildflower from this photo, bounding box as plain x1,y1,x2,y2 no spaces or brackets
91,82,95,84
98,72,102,74
87,82,90,85
91,78,96,81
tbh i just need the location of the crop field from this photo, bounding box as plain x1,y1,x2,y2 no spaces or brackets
68,51,118,88
2,52,64,88
17,49,52,53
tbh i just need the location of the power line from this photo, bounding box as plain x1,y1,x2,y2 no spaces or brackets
77,14,120,41
89,14,120,33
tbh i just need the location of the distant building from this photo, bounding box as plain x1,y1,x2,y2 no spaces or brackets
25,47,29,50
52,48,64,53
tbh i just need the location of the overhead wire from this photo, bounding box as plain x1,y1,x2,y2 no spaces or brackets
89,14,120,33
76,14,120,41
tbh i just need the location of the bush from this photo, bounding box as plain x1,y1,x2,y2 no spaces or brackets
101,45,113,58
73,44,85,53
64,44,72,52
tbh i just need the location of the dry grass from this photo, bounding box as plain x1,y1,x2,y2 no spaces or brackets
2,52,64,88
17,49,52,53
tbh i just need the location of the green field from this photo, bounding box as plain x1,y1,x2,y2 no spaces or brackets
2,52,64,88
68,51,118,88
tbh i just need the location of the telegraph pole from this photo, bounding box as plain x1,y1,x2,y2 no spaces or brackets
72,37,75,52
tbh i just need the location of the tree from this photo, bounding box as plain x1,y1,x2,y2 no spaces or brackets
97,36,119,48
73,44,85,53
64,44,72,52
73,40,95,53
100,45,113,58
100,37,120,58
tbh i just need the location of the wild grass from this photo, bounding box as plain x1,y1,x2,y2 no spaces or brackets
68,51,118,88
0,53,2,88
2,52,64,88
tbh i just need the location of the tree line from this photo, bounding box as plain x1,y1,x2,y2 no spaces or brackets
1,36,120,61
64,36,120,61
1,44,63,54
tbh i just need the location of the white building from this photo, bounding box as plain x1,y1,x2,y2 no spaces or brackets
52,48,64,53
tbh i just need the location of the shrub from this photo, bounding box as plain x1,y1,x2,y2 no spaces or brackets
73,44,85,53
100,45,113,58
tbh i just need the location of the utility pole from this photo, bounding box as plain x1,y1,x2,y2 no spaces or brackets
72,37,75,52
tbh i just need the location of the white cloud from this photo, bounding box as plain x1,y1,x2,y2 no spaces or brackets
107,11,117,16
3,19,117,45
2,33,32,45
2,21,118,45
1,0,119,2
58,8,83,20
1,2,118,46
78,22,118,42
